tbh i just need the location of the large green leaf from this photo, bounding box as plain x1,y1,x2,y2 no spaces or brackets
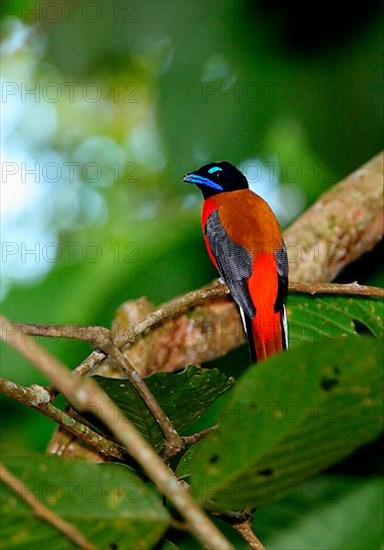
0,454,170,549
256,475,384,550
93,366,234,451
177,337,383,511
288,294,383,345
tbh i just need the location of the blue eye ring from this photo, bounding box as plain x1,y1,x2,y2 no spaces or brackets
208,166,223,174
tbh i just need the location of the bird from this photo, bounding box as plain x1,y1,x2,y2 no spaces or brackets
183,161,288,363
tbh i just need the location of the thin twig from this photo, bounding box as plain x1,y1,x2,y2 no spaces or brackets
14,279,383,386
231,514,266,550
0,315,234,550
182,425,219,445
106,342,183,458
114,280,229,347
289,281,384,297
13,323,183,456
107,279,384,376
0,463,98,550
14,280,383,350
71,349,107,377
46,349,106,397
0,378,127,462
116,279,384,348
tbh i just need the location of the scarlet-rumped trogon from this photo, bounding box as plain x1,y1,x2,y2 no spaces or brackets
183,161,288,363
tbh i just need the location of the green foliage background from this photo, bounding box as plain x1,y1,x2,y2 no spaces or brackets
1,1,383,548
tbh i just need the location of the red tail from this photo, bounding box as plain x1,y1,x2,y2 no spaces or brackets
244,307,287,363
244,253,288,363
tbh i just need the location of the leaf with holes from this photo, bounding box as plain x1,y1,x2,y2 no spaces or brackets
177,337,383,511
90,366,233,451
0,454,170,549
287,294,383,346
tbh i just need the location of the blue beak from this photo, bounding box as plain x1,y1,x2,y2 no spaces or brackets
183,172,223,191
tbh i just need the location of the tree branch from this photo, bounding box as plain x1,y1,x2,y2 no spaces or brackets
114,280,228,348
0,315,234,550
115,280,383,349
285,151,383,283
289,281,384,297
107,279,383,376
0,377,127,462
14,280,383,383
0,463,97,550
12,322,183,456
231,515,266,550
46,349,106,399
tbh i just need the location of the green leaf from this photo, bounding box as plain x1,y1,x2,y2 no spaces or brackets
288,294,383,345
178,337,383,511
93,366,234,451
0,454,170,549
256,475,384,550
160,517,249,550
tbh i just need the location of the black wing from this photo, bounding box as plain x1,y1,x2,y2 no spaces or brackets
273,242,288,313
205,210,255,319
274,242,289,349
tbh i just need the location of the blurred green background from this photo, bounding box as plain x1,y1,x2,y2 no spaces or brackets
1,1,383,545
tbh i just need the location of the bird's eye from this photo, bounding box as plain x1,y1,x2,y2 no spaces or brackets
208,166,223,180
